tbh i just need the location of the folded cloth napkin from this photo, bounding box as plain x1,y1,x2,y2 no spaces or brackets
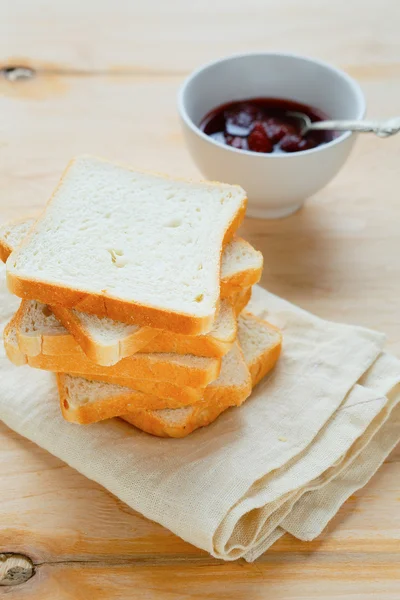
0,263,399,562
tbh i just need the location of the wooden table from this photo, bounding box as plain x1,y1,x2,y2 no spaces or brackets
1,1,399,598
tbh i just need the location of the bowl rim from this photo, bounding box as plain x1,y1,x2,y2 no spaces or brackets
177,51,367,159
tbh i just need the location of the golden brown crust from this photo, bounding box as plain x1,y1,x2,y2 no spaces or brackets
86,373,205,404
52,302,236,362
3,317,27,366
57,374,200,422
7,270,217,335
51,305,159,366
221,267,261,292
0,239,12,263
24,349,220,388
231,287,252,316
221,243,262,294
141,332,233,358
140,301,237,358
222,199,247,246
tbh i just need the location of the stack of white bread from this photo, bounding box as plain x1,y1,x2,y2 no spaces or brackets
1,156,282,437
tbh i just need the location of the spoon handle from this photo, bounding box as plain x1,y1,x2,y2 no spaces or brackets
308,118,400,138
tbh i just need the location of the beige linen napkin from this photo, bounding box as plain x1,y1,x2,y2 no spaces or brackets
0,263,398,562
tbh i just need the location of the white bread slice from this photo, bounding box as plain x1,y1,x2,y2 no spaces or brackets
7,156,247,335
123,314,282,437
5,308,221,387
58,343,249,423
0,217,35,263
15,297,239,364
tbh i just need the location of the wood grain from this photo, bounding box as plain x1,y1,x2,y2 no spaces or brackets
1,0,400,74
1,1,400,598
4,556,400,600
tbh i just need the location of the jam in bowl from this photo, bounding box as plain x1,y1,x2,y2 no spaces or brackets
178,52,366,218
200,98,334,154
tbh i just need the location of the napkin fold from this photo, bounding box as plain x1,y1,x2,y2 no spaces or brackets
0,264,398,562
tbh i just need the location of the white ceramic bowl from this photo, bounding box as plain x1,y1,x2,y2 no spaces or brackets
178,53,366,218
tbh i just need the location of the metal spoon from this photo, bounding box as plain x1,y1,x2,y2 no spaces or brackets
287,112,400,138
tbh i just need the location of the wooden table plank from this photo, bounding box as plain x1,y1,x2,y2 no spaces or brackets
6,556,400,600
1,0,400,74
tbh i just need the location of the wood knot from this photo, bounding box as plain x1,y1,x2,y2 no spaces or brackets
1,66,36,81
0,553,34,586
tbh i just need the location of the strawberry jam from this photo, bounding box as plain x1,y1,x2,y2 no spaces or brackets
199,97,333,154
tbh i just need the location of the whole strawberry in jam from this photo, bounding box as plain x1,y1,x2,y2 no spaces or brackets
200,97,332,154
247,122,273,153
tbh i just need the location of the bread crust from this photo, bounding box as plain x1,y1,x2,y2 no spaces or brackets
7,271,218,335
51,305,159,366
57,374,202,420
142,323,235,358
86,373,205,404
3,318,27,366
0,239,12,264
231,287,252,316
25,350,220,388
